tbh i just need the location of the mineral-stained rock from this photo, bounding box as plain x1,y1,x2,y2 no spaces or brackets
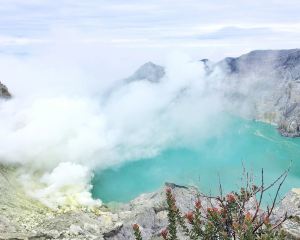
1,163,300,240
0,166,208,240
0,165,119,240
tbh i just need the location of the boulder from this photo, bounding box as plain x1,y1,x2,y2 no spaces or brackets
274,189,300,239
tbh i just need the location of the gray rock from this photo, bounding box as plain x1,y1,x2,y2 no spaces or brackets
106,49,300,138
218,49,300,80
0,165,209,240
211,49,300,137
0,81,11,98
103,62,165,100
200,59,214,74
106,183,202,240
1,163,300,240
111,185,300,240
0,164,117,240
274,189,300,239
122,49,300,137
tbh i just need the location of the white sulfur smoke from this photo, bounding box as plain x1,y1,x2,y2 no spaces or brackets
20,162,101,209
0,41,225,208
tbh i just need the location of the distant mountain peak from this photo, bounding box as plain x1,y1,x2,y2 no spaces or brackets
126,61,165,83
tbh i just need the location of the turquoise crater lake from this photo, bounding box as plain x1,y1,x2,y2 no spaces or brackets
92,116,300,203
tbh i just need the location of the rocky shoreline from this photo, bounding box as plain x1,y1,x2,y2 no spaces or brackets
0,164,300,240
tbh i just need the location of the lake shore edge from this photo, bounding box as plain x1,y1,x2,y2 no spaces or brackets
1,164,300,240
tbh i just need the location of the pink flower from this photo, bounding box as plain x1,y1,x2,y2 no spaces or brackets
132,223,140,231
195,199,202,209
185,211,194,224
264,216,270,225
226,193,236,203
161,229,168,239
244,212,252,222
166,188,172,194
208,207,219,213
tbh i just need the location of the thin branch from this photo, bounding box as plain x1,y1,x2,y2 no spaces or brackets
267,171,288,217
262,166,290,193
218,173,223,199
252,170,289,233
252,168,264,223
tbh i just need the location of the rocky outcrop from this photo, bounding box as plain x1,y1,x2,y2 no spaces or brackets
274,188,300,239
0,166,197,240
212,49,300,137
1,166,300,240
105,183,202,240
0,81,11,98
123,50,300,137
108,184,300,240
0,164,122,240
0,170,200,240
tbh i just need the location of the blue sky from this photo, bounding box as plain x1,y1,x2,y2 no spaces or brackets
1,0,300,59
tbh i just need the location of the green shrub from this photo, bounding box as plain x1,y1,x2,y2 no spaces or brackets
133,169,288,240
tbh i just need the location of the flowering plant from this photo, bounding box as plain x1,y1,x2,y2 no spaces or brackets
133,168,288,239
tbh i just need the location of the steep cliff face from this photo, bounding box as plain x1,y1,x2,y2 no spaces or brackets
0,81,11,98
126,50,300,137
214,49,300,137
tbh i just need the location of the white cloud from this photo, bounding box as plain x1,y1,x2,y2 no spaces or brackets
0,0,300,55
